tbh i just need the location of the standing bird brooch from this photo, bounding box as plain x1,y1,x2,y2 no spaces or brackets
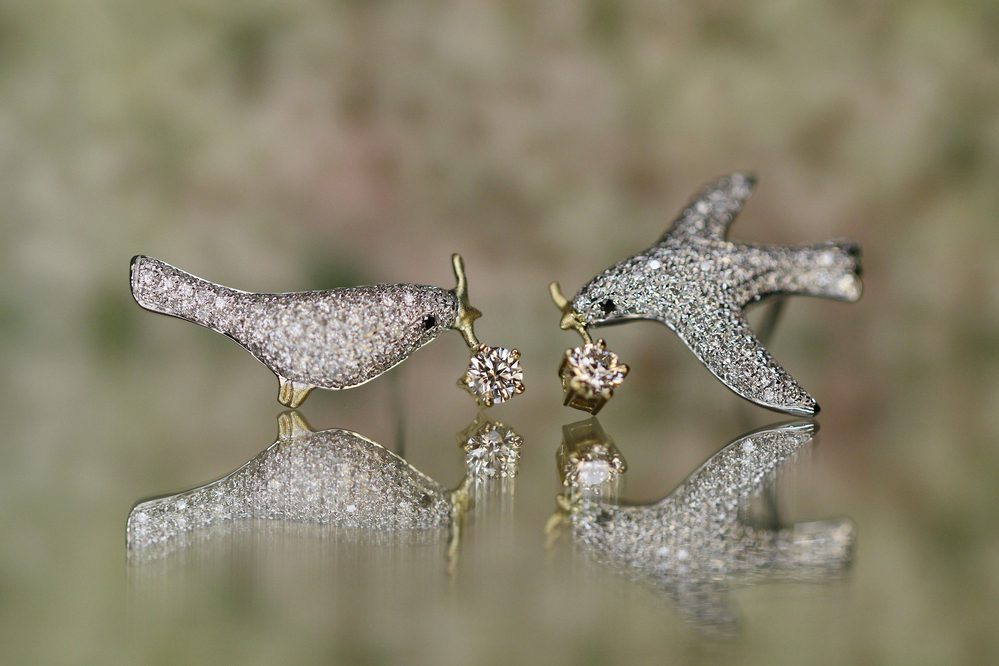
130,254,524,408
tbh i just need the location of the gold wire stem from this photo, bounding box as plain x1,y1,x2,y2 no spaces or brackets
549,281,591,344
447,475,472,575
450,253,482,349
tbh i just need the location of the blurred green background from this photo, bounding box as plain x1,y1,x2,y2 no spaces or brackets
2,0,998,663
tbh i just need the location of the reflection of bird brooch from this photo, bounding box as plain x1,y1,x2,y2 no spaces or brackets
565,420,854,633
127,411,455,554
569,173,862,415
127,411,524,569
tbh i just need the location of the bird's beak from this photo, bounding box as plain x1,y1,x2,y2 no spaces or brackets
549,282,592,344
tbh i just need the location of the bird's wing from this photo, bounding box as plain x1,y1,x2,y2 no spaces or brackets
663,173,756,242
662,421,817,512
671,303,818,415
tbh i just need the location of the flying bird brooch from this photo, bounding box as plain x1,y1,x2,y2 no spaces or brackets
551,173,862,415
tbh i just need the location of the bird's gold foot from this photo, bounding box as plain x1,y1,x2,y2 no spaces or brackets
277,376,314,408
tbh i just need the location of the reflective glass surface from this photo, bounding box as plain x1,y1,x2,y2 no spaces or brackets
3,2,998,664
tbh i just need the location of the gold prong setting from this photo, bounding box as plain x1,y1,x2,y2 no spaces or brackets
550,281,630,414
450,253,525,406
558,340,629,415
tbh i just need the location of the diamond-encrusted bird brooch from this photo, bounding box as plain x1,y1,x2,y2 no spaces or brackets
130,254,524,408
554,173,862,416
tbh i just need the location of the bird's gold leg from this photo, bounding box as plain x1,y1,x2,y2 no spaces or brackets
277,376,314,408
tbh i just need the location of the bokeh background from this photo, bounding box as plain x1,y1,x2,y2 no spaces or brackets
2,0,998,663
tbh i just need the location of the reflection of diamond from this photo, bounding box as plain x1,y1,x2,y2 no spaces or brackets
559,418,626,494
461,345,525,406
559,340,629,414
463,423,523,479
576,460,612,486
562,449,625,491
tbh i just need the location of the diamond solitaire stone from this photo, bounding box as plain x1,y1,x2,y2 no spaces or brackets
559,340,629,415
461,344,525,406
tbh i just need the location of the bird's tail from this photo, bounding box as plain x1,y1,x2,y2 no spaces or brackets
127,480,248,553
781,240,863,302
130,255,236,329
770,518,856,581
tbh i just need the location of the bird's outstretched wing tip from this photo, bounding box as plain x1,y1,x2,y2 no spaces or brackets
749,397,819,417
773,418,818,430
783,400,819,417
666,173,758,241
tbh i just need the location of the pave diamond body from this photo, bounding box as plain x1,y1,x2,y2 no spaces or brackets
131,255,459,407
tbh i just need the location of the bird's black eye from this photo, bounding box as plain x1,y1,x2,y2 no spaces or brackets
599,299,616,316
422,315,437,331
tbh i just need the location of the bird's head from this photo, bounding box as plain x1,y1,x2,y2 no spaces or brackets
570,255,651,328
